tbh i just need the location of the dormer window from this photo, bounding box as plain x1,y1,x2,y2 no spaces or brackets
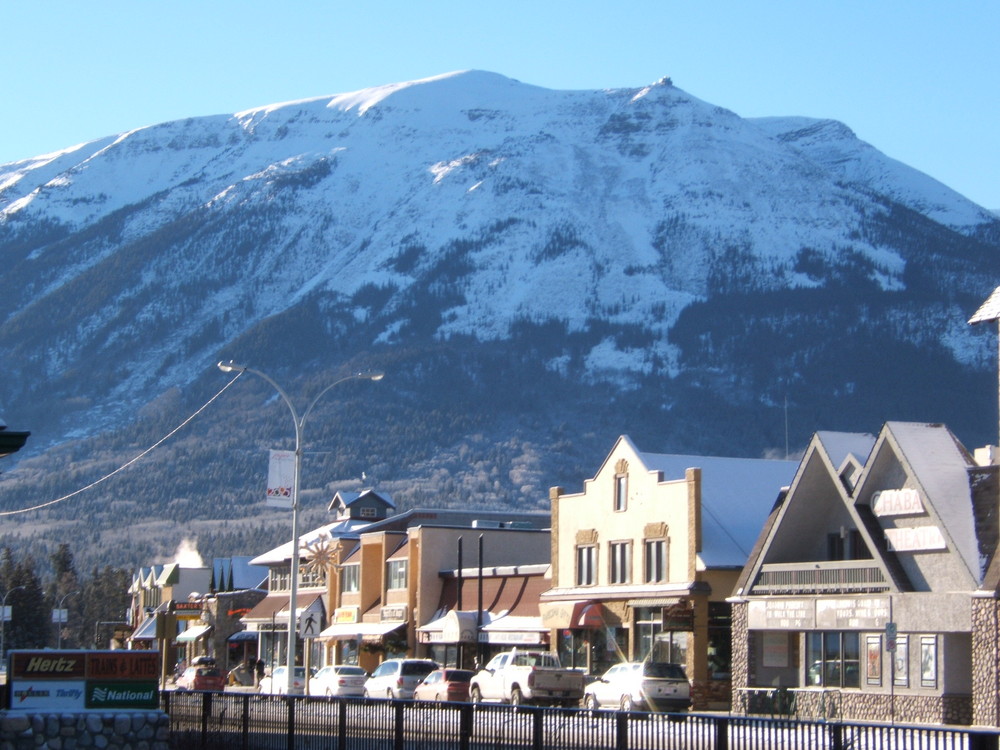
360,507,377,518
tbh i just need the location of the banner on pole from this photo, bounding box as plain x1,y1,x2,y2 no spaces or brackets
266,449,295,508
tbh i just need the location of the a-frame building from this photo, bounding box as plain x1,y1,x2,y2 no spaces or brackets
731,422,999,725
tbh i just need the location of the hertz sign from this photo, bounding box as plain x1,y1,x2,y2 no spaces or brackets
7,650,159,711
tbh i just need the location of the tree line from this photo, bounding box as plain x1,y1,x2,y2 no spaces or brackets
1,543,131,654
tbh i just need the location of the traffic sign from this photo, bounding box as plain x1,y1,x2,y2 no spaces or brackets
885,622,897,652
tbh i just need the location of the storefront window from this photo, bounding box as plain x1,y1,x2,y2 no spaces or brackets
558,629,588,670
635,607,663,661
653,632,688,665
337,639,359,665
591,627,629,675
806,632,860,688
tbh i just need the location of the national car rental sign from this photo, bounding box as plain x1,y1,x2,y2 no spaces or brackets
7,650,160,711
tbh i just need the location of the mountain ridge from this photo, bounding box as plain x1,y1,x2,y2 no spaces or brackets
1,70,998,572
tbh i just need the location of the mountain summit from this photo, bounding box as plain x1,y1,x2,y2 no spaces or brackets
1,71,998,569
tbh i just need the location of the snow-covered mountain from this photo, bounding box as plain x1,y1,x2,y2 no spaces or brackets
1,71,998,569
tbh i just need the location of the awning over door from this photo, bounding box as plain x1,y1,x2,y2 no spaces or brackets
417,610,480,643
318,621,404,640
176,624,213,643
539,600,606,629
129,617,159,641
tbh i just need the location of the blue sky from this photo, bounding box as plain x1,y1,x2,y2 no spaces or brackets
5,1,998,209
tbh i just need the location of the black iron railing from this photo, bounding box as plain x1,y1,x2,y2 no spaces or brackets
160,690,1000,750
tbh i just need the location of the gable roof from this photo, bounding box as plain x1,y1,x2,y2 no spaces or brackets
328,488,396,512
735,430,901,595
250,517,374,566
630,439,798,568
856,422,978,585
815,431,875,475
738,422,985,597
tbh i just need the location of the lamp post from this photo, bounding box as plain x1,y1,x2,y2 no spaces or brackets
55,590,80,649
1,585,26,665
218,361,383,694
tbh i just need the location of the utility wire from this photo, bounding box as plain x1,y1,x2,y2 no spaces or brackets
0,372,243,517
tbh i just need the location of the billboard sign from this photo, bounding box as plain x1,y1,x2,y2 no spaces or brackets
6,650,161,711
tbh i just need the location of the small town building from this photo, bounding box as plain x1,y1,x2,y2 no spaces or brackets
241,488,395,671
243,489,550,675
320,517,550,673
417,562,550,668
127,557,267,672
542,435,797,709
731,422,1000,725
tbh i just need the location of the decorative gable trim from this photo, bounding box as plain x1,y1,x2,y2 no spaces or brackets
576,529,598,545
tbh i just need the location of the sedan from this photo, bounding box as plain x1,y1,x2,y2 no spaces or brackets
259,666,310,695
412,668,474,702
309,665,368,697
583,662,691,713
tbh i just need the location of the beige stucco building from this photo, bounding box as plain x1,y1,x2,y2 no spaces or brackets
542,435,796,709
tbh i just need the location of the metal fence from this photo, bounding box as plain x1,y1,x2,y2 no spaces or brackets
161,691,1000,750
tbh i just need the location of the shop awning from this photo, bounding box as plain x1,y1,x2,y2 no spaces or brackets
480,615,547,645
319,621,404,640
176,624,213,642
227,630,258,643
129,617,159,641
417,610,482,643
242,595,290,623
539,600,606,629
627,597,685,608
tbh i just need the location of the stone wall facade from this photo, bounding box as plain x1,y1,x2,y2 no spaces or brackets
789,690,973,725
691,678,731,710
730,601,751,692
972,597,1000,726
0,710,169,750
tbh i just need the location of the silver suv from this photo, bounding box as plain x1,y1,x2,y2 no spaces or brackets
364,659,439,699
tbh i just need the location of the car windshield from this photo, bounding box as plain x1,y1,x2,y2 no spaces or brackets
402,662,436,676
644,663,686,680
336,666,366,676
197,668,220,677
444,670,473,682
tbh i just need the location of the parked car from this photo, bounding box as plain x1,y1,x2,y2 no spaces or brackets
364,659,439,699
309,665,368,697
582,662,691,713
412,668,474,702
176,664,226,692
259,666,310,695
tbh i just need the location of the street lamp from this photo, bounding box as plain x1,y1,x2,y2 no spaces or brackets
1,585,26,665
55,590,80,649
218,361,384,694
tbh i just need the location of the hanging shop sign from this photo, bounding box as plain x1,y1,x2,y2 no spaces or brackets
662,601,695,631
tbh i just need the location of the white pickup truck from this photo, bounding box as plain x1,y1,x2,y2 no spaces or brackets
469,649,585,707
